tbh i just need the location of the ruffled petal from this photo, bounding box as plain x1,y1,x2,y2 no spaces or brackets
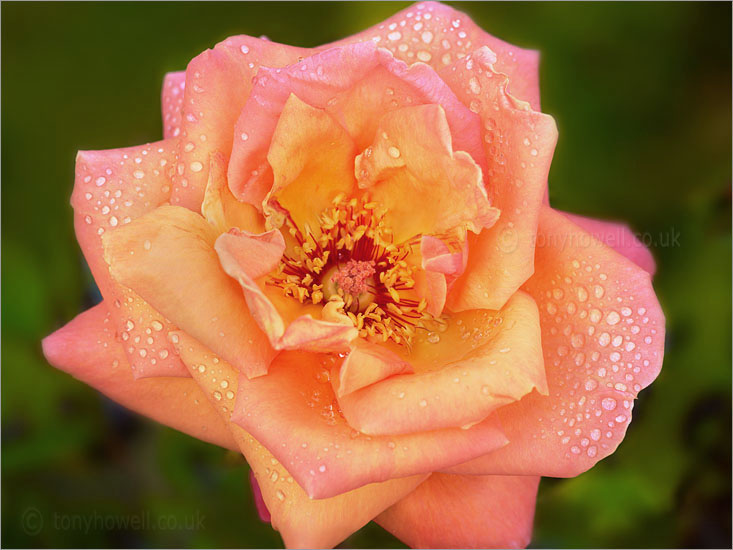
171,35,309,210
228,42,483,208
215,229,358,353
71,140,189,378
228,350,508,499
444,206,664,477
441,47,558,311
355,104,499,243
329,1,541,110
42,303,237,450
561,211,657,275
161,71,185,139
377,473,540,549
336,291,546,436
336,340,413,397
102,205,276,378
172,331,427,549
265,94,357,231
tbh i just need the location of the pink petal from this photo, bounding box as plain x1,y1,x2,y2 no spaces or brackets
336,291,546,436
42,303,237,450
420,235,468,317
170,36,309,211
377,473,540,549
562,211,657,275
248,470,271,523
161,71,185,139
228,42,484,208
442,47,558,312
215,229,358,354
229,350,508,499
71,140,189,379
355,104,499,243
329,1,541,110
444,206,664,477
102,205,276,378
173,331,428,549
336,341,413,397
421,235,467,275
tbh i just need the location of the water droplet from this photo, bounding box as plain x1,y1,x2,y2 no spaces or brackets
469,77,481,94
601,397,617,411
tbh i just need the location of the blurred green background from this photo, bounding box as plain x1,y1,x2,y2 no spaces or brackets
2,2,730,548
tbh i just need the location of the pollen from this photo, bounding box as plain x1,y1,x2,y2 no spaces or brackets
331,260,376,296
268,194,431,345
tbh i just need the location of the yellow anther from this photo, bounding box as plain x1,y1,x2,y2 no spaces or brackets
268,194,436,346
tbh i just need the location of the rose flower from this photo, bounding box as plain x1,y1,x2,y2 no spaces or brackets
43,2,665,548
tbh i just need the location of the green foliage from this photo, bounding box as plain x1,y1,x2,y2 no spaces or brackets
2,2,730,548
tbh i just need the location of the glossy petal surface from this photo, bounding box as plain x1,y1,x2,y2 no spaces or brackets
103,205,275,378
377,473,540,549
445,207,664,476
42,303,236,450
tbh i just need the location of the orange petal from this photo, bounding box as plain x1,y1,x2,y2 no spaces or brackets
444,206,664,477
201,151,265,235
71,140,189,379
102,205,276,378
337,291,546,436
561,211,657,275
229,350,508,499
172,331,428,549
355,104,499,243
265,94,357,231
377,473,540,549
171,36,309,210
161,71,185,139
42,303,237,450
215,229,358,353
336,341,413,397
228,42,484,208
329,1,541,110
442,47,558,312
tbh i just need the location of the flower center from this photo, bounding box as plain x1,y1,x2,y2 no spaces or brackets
267,195,430,345
324,260,376,311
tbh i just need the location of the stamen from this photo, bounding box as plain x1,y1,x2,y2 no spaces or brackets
267,195,434,345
